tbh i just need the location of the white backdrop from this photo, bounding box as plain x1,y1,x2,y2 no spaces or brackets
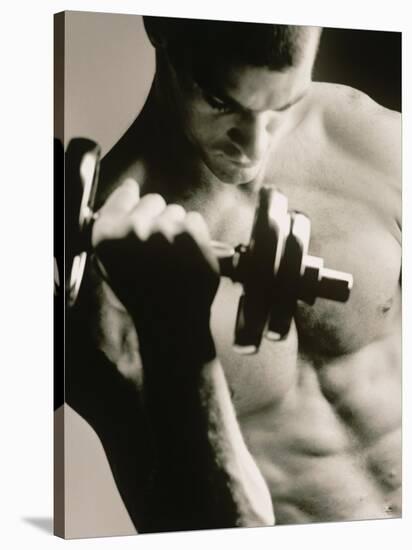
0,0,410,548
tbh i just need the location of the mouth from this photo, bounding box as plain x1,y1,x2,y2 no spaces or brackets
217,152,259,169
228,158,259,169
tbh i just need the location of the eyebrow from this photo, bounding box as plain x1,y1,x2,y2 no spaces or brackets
203,85,309,114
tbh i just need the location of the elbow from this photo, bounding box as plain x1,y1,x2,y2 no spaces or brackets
236,489,276,527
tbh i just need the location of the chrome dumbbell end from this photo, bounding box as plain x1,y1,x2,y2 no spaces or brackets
317,268,353,302
300,255,353,305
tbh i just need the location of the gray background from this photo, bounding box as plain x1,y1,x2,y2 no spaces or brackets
65,11,154,155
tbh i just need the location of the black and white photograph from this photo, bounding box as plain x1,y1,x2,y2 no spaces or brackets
53,10,402,540
2,1,410,549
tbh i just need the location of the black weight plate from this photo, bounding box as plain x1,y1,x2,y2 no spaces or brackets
234,187,288,351
267,212,310,339
65,138,101,306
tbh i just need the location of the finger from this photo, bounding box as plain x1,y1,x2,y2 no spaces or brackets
130,193,167,239
183,211,219,270
101,178,140,217
160,204,187,223
184,211,211,246
92,179,140,246
150,204,186,241
173,211,219,275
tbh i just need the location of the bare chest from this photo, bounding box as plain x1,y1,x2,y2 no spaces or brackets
205,153,401,405
207,148,402,521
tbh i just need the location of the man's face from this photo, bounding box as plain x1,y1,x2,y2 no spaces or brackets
171,32,319,185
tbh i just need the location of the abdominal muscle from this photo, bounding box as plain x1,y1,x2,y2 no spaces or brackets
211,279,402,525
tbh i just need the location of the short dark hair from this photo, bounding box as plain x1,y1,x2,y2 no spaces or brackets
143,17,319,89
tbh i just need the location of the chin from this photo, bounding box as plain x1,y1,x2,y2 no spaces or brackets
206,157,262,185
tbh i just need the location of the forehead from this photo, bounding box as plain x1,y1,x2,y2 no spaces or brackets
195,29,319,112
225,65,310,110
196,57,312,115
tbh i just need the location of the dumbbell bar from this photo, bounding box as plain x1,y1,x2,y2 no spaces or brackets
58,138,353,354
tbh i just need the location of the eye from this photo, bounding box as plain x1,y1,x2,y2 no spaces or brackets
203,91,232,114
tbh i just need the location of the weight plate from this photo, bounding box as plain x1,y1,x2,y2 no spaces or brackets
267,211,310,340
65,138,101,307
234,187,288,351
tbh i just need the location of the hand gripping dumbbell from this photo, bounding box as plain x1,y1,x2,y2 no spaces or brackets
58,138,353,354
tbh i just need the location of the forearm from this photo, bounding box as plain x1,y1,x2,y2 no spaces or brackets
87,182,274,531
68,305,274,532
140,343,275,532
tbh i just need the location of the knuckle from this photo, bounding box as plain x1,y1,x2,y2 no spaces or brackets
165,203,186,219
103,179,139,212
131,214,151,241
142,193,166,209
152,217,184,241
185,211,209,239
130,194,166,236
92,213,124,246
185,210,204,227
118,177,139,199
122,177,139,190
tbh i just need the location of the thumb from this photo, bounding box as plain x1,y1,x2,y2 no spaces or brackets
102,178,140,216
92,178,140,247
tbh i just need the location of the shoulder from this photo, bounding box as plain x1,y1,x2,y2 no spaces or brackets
312,82,401,180
308,83,401,236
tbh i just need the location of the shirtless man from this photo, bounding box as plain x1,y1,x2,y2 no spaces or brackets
67,18,401,532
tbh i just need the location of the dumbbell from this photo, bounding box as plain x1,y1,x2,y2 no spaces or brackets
58,138,353,354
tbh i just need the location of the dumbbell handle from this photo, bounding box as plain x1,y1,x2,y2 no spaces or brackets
210,241,236,260
316,267,353,302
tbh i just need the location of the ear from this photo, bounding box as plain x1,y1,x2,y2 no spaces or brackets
142,16,170,49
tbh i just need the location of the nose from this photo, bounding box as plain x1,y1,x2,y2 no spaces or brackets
227,112,274,162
